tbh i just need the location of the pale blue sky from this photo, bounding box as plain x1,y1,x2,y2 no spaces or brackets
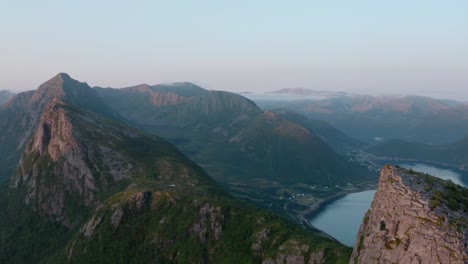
0,1,467,99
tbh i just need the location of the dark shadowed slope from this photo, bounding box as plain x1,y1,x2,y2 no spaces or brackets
0,90,15,105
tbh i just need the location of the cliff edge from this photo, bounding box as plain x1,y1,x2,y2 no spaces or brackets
350,165,467,264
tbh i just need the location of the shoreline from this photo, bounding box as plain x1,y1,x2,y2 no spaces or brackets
302,160,467,222
298,185,378,247
302,191,348,220
302,183,378,222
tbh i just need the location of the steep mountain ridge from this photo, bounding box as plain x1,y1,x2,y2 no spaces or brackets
32,73,117,119
1,86,351,263
96,84,260,131
350,165,467,263
96,83,372,187
0,73,118,182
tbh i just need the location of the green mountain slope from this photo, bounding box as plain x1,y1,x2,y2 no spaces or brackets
95,84,373,187
0,90,351,263
223,111,364,185
271,108,362,153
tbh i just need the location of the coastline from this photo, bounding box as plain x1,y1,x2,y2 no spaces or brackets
301,182,378,222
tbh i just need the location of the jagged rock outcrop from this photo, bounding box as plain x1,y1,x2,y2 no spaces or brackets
68,189,351,263
9,99,135,227
0,73,118,182
350,165,467,264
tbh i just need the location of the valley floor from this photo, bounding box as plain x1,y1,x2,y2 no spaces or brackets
220,176,379,236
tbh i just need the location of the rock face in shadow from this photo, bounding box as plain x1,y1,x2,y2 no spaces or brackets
350,165,467,264
0,90,15,105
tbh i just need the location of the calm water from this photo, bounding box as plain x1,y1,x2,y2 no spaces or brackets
309,190,376,247
310,163,467,247
398,163,467,187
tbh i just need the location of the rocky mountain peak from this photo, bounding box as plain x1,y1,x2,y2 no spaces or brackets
150,82,209,98
351,165,468,263
55,72,72,81
33,73,79,100
32,73,118,119
0,74,116,183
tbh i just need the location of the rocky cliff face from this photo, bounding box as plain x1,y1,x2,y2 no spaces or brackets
9,99,135,227
350,165,467,264
0,73,118,182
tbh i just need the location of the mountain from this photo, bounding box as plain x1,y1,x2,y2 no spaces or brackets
267,88,345,98
367,139,441,159
368,136,468,170
350,165,467,263
255,94,468,144
270,108,362,153
0,90,15,105
95,84,374,194
0,80,351,263
224,111,365,184
0,73,118,182
95,83,258,132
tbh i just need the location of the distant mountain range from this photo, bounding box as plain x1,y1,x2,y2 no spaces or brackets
267,88,346,97
0,73,351,263
254,94,468,144
240,88,348,102
368,136,468,170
